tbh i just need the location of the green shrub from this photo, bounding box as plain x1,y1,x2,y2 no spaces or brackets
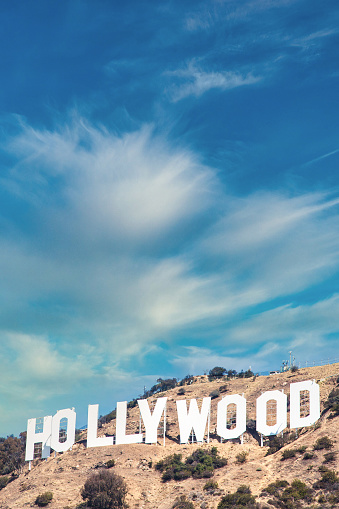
0,436,25,475
127,399,138,409
81,470,128,508
262,479,289,497
155,453,184,481
162,470,175,482
266,435,284,455
318,465,329,472
303,451,314,460
288,479,312,500
296,446,307,453
174,469,191,481
75,429,84,442
19,481,31,492
290,365,298,373
236,485,251,494
219,384,228,393
313,469,339,491
150,378,177,394
100,409,116,424
105,459,115,468
281,449,296,460
177,387,186,395
187,447,226,478
323,452,336,463
172,495,194,509
217,485,256,508
155,447,227,482
236,451,248,464
325,387,339,418
238,369,254,378
314,436,333,450
263,479,314,507
208,367,227,379
0,476,9,490
203,479,219,491
179,375,195,386
227,370,237,378
328,492,339,504
35,492,53,506
265,431,297,456
209,389,220,399
155,453,182,471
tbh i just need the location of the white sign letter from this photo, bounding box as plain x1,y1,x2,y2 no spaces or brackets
217,395,246,440
176,398,211,444
138,397,167,444
50,408,76,453
25,415,52,461
256,390,287,436
87,404,114,448
290,380,320,428
116,401,143,445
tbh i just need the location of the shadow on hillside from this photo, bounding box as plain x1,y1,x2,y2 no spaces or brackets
246,420,260,445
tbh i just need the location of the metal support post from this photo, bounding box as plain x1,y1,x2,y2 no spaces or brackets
207,409,210,444
163,406,166,447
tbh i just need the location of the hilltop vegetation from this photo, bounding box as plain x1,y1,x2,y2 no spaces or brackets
99,366,254,425
0,363,338,508
155,447,227,481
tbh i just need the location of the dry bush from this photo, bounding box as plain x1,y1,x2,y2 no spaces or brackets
314,436,333,450
81,470,128,508
35,492,53,506
236,451,248,464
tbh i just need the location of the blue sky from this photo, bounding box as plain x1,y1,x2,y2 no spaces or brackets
1,0,339,436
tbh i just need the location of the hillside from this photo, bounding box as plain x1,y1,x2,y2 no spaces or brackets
0,363,338,509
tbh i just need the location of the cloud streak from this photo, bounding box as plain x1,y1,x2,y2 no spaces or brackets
302,149,339,167
167,62,261,101
1,115,339,433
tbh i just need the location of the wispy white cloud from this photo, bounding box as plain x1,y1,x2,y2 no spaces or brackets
2,119,339,347
182,3,339,83
0,331,96,431
185,8,216,32
2,115,339,433
2,119,216,242
0,332,96,395
198,191,339,304
0,330,157,433
185,0,298,30
170,343,281,375
290,28,339,48
229,295,339,344
223,0,298,22
167,62,261,102
0,117,225,371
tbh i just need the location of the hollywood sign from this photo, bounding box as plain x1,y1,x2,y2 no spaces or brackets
25,379,320,462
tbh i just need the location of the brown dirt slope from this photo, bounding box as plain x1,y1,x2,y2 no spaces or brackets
0,363,338,508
